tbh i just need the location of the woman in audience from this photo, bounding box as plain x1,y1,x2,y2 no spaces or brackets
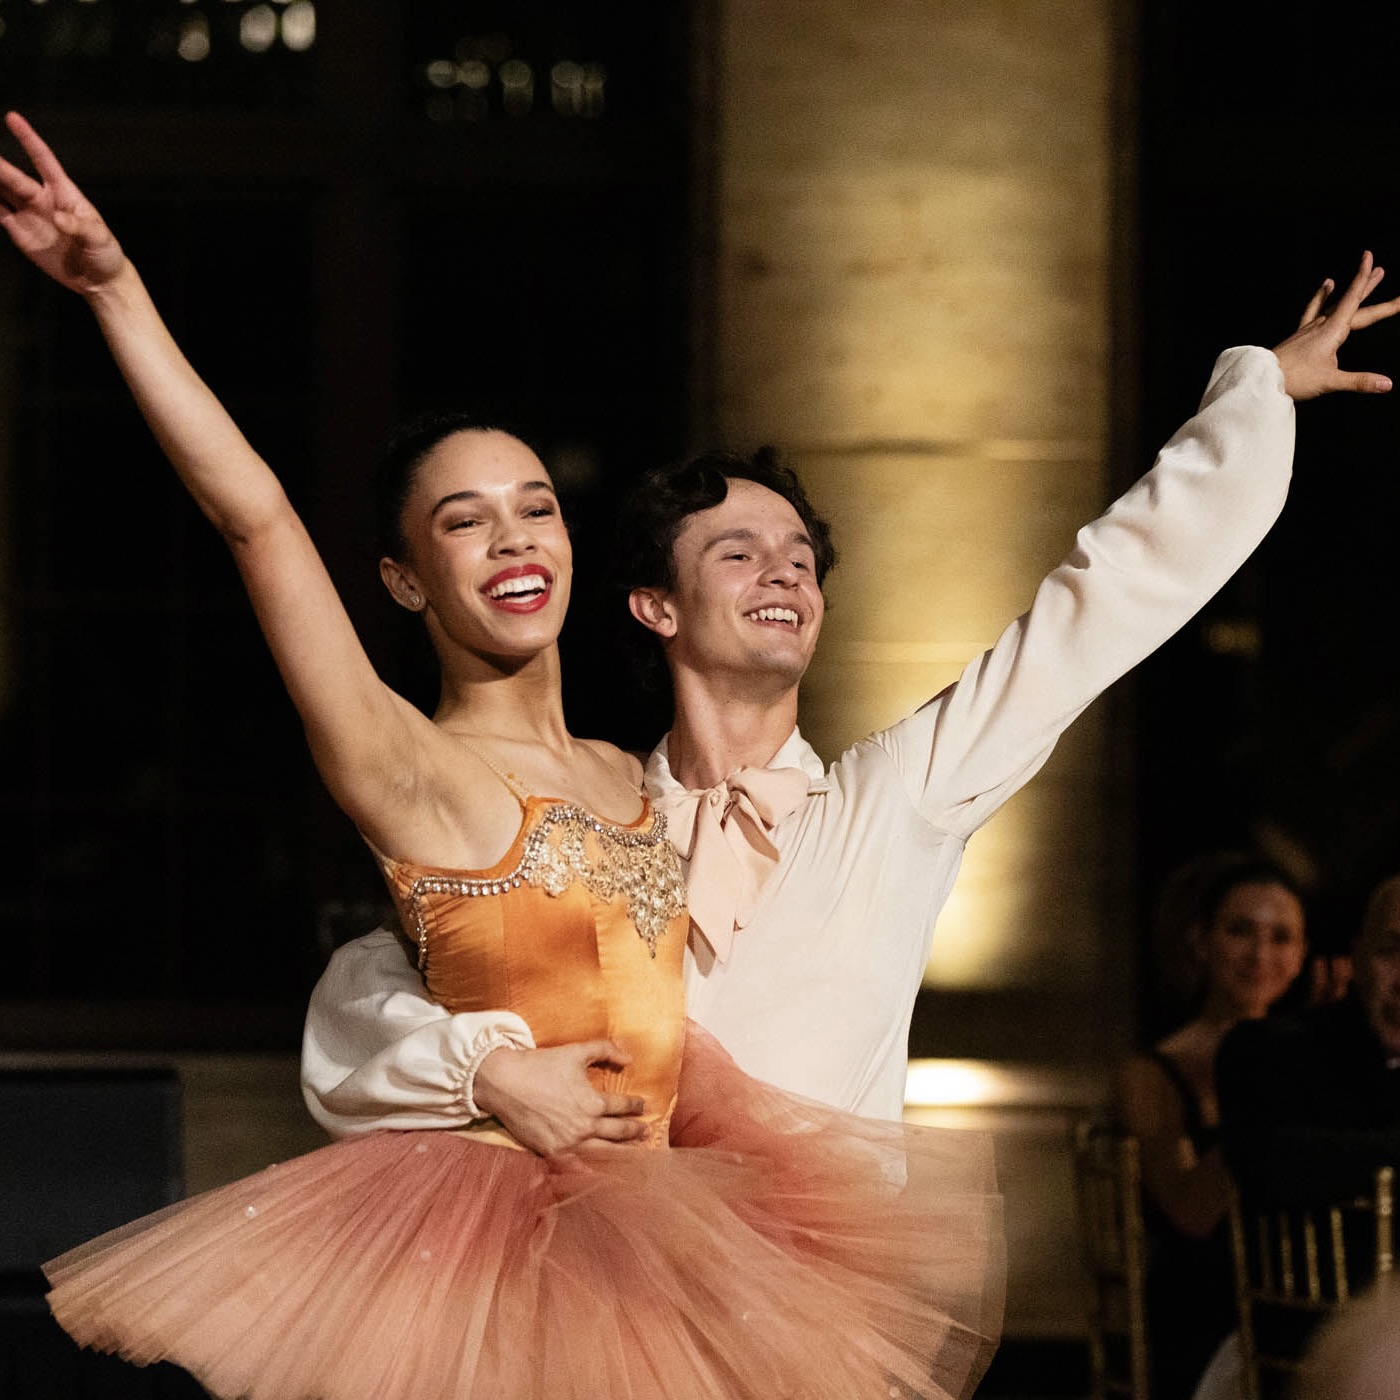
1116,854,1309,1399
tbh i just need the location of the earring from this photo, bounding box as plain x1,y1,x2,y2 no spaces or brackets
408,592,423,608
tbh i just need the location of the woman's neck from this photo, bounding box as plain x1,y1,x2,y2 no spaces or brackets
1199,989,1271,1032
433,644,570,748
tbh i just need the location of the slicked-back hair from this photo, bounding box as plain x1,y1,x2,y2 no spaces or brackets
1197,855,1304,931
614,445,837,595
374,411,539,561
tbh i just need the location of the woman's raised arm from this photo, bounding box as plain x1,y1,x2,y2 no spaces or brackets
0,111,424,830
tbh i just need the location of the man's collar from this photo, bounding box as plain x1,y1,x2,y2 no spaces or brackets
644,726,829,800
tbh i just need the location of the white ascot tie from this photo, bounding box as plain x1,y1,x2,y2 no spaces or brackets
657,765,811,963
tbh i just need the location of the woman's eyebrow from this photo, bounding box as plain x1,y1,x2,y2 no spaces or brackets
430,481,555,519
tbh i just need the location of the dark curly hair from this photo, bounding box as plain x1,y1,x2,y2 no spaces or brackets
608,446,837,689
614,445,836,593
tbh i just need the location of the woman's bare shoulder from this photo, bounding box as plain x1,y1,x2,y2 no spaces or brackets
579,737,646,788
1115,1052,1187,1137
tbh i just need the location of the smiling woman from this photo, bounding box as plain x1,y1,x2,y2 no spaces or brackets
1115,853,1309,1400
1,112,1003,1400
376,428,570,645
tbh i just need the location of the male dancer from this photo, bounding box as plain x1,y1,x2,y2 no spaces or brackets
303,260,1396,1151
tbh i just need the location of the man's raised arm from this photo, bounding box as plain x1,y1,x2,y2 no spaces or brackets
876,254,1398,836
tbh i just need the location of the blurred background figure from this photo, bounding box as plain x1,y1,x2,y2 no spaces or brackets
1294,1284,1400,1400
1116,854,1308,1400
1219,874,1400,1206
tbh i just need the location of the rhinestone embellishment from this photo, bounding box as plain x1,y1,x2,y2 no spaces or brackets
406,804,685,967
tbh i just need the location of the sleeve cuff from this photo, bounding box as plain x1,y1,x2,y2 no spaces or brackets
459,1025,529,1119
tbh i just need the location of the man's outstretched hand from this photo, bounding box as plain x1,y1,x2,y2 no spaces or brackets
1273,250,1400,400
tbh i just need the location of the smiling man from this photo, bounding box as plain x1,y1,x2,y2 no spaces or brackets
303,262,1398,1147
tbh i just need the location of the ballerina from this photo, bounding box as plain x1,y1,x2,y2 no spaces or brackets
0,111,1003,1400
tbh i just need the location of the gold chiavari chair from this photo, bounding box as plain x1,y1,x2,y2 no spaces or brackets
1072,1120,1151,1400
1229,1165,1394,1400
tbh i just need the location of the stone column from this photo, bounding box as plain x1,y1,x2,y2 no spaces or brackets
714,0,1118,1009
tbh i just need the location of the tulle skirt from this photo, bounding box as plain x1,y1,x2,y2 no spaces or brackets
46,1024,1004,1400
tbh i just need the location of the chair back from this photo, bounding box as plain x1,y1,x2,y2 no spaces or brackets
1229,1165,1394,1400
1071,1119,1151,1400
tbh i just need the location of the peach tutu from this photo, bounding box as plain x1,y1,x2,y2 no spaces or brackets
46,1025,1003,1400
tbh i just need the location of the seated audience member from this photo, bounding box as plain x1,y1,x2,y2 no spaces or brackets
1116,855,1309,1400
1218,874,1400,1206
1146,851,1261,1036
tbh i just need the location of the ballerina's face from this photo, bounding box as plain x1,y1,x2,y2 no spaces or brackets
384,429,573,660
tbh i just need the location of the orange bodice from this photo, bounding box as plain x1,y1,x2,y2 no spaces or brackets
378,795,690,1141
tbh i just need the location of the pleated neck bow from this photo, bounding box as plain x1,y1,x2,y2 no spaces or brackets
656,765,812,962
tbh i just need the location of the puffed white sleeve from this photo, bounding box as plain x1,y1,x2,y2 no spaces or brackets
300,927,536,1138
874,344,1294,835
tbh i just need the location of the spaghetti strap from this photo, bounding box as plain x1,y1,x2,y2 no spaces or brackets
359,739,534,875
1145,1047,1213,1148
458,742,532,807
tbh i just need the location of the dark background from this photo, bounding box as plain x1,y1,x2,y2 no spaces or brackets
1130,0,1400,1017
1,0,1398,1050
0,0,694,1045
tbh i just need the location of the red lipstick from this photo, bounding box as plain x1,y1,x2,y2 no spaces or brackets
482,565,554,614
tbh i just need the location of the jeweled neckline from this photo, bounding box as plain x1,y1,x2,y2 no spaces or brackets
397,798,684,960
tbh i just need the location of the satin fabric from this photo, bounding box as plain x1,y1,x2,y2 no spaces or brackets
654,764,810,962
46,792,1004,1399
379,794,687,1139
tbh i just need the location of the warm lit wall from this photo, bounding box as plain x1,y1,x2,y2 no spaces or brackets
710,0,1121,1338
714,0,1116,996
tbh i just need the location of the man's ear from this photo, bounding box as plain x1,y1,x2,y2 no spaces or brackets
628,586,677,639
379,556,425,612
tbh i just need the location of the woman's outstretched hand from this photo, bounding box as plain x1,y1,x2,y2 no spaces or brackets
0,110,125,293
1273,251,1400,400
